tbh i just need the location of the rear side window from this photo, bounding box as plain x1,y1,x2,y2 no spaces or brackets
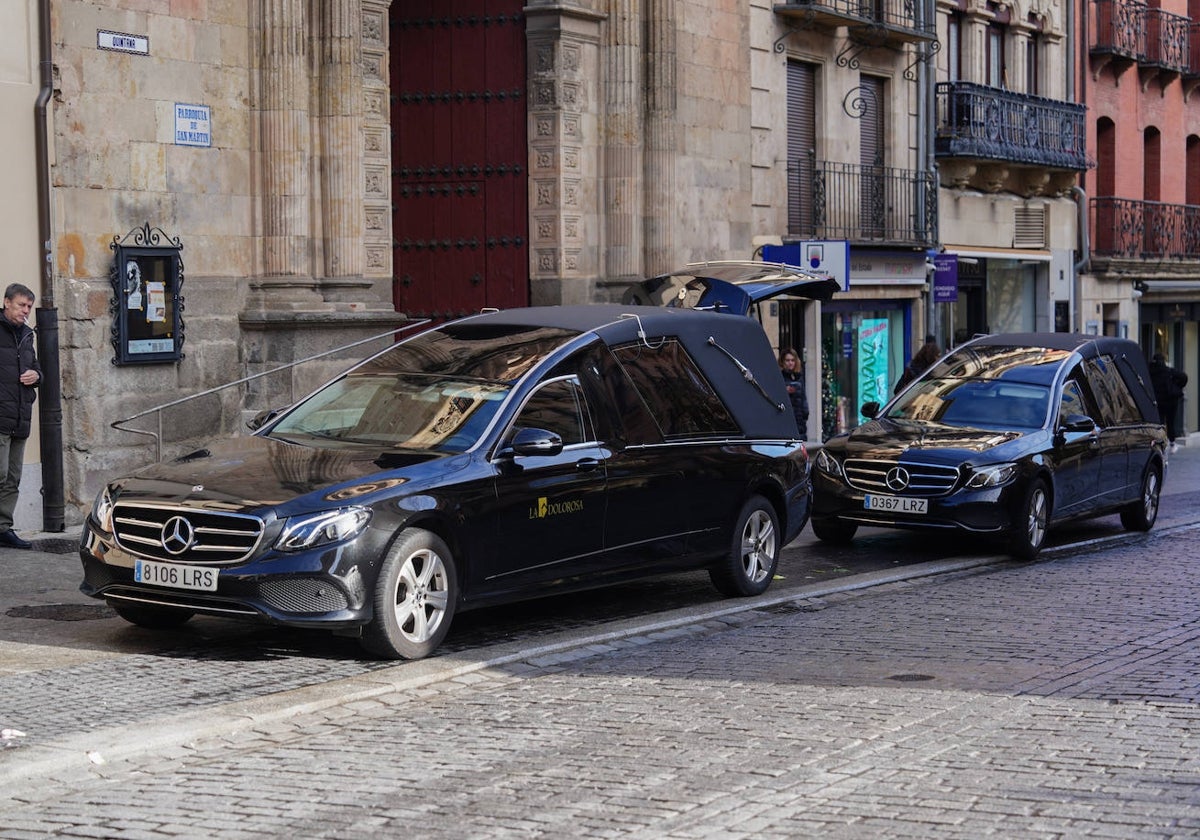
611,338,740,440
1085,356,1141,425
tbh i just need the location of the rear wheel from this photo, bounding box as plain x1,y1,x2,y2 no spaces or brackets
110,603,194,629
1120,464,1161,532
361,529,458,660
1009,478,1049,561
709,495,779,597
811,517,858,544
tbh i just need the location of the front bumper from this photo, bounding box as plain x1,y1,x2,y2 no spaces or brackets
811,471,1024,535
79,521,386,629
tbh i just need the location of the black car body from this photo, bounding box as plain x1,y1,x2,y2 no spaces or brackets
811,333,1168,559
81,305,811,659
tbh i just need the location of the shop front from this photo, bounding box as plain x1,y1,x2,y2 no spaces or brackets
817,250,926,438
1139,295,1199,440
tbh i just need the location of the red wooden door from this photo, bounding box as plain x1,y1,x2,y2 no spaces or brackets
390,1,529,321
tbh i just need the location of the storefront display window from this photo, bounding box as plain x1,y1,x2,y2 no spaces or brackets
820,303,908,438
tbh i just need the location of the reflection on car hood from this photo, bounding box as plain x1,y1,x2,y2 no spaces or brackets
830,418,1031,460
115,436,458,511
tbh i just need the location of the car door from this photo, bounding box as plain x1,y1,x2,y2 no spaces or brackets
1051,375,1107,518
1083,356,1139,506
473,376,609,600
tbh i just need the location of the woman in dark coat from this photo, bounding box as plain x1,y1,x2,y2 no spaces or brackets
779,347,808,435
894,334,942,395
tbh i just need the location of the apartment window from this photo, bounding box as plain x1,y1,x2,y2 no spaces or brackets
946,13,962,82
987,3,1011,88
1097,117,1115,196
1025,35,1040,94
1144,126,1161,201
1187,135,1200,206
787,61,818,236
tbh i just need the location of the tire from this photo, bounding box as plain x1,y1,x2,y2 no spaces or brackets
1009,478,1049,562
110,603,194,629
1120,464,1161,532
709,495,780,597
810,517,858,544
361,529,458,660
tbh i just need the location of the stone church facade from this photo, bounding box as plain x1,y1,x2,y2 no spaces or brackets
9,0,935,527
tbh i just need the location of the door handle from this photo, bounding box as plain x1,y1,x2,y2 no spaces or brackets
575,458,601,472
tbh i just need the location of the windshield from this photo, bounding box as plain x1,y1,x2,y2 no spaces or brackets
884,376,1051,430
266,374,509,452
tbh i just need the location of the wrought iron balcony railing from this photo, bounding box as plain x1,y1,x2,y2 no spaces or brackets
1091,0,1145,61
1143,6,1189,73
787,158,937,245
934,82,1092,171
774,0,936,40
1092,197,1200,259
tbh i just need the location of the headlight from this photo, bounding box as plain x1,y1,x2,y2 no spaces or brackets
91,486,116,533
965,462,1018,489
275,507,371,552
815,448,844,478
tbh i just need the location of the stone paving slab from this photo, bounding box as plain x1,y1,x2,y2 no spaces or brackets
0,527,1197,837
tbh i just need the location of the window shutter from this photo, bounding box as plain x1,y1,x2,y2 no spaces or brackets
1013,205,1047,248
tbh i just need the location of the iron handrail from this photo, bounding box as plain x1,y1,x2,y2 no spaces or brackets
111,321,430,461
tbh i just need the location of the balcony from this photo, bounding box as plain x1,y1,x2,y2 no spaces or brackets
786,158,936,246
1090,0,1192,84
773,0,936,49
934,82,1091,195
1092,197,1200,260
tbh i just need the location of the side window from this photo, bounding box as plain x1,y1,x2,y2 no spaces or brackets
1084,356,1140,426
611,338,739,440
512,378,592,446
1058,377,1099,426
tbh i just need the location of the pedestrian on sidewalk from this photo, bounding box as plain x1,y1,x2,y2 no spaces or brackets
894,334,941,395
0,283,41,549
779,347,809,436
1150,353,1188,453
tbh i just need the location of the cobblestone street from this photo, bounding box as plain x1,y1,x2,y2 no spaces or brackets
2,524,1198,838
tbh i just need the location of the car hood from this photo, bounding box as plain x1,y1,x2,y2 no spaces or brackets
110,435,466,513
827,418,1042,463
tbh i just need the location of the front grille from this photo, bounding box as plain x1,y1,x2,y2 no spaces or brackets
843,459,960,496
112,503,265,564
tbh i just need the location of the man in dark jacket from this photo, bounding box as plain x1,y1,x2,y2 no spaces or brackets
1149,353,1188,453
0,284,41,548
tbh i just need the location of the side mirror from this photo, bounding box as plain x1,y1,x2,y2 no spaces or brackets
861,401,881,419
247,407,286,431
1059,413,1096,434
509,427,564,457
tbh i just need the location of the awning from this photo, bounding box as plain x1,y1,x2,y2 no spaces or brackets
946,247,1052,262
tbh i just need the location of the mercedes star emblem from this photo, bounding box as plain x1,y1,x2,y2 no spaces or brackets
885,466,911,492
160,515,196,555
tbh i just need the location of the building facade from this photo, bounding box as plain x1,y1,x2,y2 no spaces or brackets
7,0,1193,530
1080,0,1200,438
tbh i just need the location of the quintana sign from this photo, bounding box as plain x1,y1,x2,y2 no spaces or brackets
857,318,890,420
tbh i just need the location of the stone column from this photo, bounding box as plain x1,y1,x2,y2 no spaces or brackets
313,0,368,300
603,0,644,285
526,3,605,305
256,0,321,307
644,0,676,277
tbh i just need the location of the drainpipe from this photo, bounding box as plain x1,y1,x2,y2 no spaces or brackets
1071,185,1090,334
34,0,65,532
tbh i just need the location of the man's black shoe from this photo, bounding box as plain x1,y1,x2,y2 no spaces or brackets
0,530,32,549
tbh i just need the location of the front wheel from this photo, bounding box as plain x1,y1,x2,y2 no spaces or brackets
361,529,458,660
709,495,780,597
1120,464,1161,532
1009,478,1049,561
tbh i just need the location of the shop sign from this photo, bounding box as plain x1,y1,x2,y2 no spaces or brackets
857,318,890,419
933,254,958,302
